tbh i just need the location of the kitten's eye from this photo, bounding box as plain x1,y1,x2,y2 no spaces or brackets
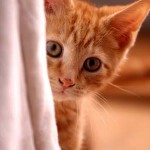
83,57,102,72
46,41,62,58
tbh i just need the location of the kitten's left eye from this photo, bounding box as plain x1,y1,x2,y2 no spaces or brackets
46,41,63,58
83,57,102,72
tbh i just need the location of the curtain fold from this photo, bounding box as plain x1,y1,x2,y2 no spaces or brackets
0,0,60,150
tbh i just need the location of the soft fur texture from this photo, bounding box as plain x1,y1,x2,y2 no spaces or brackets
45,0,150,150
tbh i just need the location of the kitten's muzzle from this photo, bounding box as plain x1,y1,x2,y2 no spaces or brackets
58,78,75,90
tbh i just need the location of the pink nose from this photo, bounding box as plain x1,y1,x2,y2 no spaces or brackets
59,78,75,89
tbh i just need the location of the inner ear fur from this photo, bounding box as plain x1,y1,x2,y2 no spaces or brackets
106,0,150,48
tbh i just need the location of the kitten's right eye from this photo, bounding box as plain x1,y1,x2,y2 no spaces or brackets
46,41,63,58
83,57,102,72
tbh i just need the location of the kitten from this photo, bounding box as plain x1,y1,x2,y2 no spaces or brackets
45,0,150,150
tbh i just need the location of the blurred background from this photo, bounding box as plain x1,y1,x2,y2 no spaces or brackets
86,0,150,150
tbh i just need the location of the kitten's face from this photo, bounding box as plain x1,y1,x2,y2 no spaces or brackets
46,0,149,101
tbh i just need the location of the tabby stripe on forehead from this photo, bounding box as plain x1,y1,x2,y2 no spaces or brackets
94,18,99,34
67,14,78,38
84,37,93,48
79,19,91,45
73,31,77,44
73,8,89,44
78,27,90,48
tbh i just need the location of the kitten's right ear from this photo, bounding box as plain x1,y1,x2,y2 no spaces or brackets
105,0,150,48
45,0,74,15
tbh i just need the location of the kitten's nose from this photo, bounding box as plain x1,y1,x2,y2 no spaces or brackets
59,78,75,89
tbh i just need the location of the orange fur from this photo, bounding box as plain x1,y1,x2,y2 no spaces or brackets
45,0,150,150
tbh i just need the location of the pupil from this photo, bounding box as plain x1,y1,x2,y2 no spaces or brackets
89,59,95,66
51,44,57,51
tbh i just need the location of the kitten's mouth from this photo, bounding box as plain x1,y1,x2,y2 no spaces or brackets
51,88,70,100
51,87,81,101
52,89,66,95
60,88,65,94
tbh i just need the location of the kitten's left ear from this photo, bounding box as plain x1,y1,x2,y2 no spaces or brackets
45,0,74,15
106,0,150,48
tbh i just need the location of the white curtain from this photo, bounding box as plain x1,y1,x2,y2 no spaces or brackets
0,0,60,150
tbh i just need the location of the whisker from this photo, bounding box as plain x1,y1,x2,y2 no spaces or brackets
86,91,115,122
86,89,111,108
92,92,108,105
75,100,79,131
91,98,110,117
108,82,138,97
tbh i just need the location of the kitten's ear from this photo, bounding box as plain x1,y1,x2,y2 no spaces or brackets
45,0,74,15
107,0,150,48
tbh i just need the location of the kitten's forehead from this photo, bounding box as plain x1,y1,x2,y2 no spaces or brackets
47,3,106,48
63,8,104,48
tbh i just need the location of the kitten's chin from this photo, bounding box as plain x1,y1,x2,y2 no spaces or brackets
52,90,78,102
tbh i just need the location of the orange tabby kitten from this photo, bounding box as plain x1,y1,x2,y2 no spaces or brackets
45,0,150,150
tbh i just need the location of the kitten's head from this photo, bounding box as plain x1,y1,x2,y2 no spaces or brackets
45,0,149,101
